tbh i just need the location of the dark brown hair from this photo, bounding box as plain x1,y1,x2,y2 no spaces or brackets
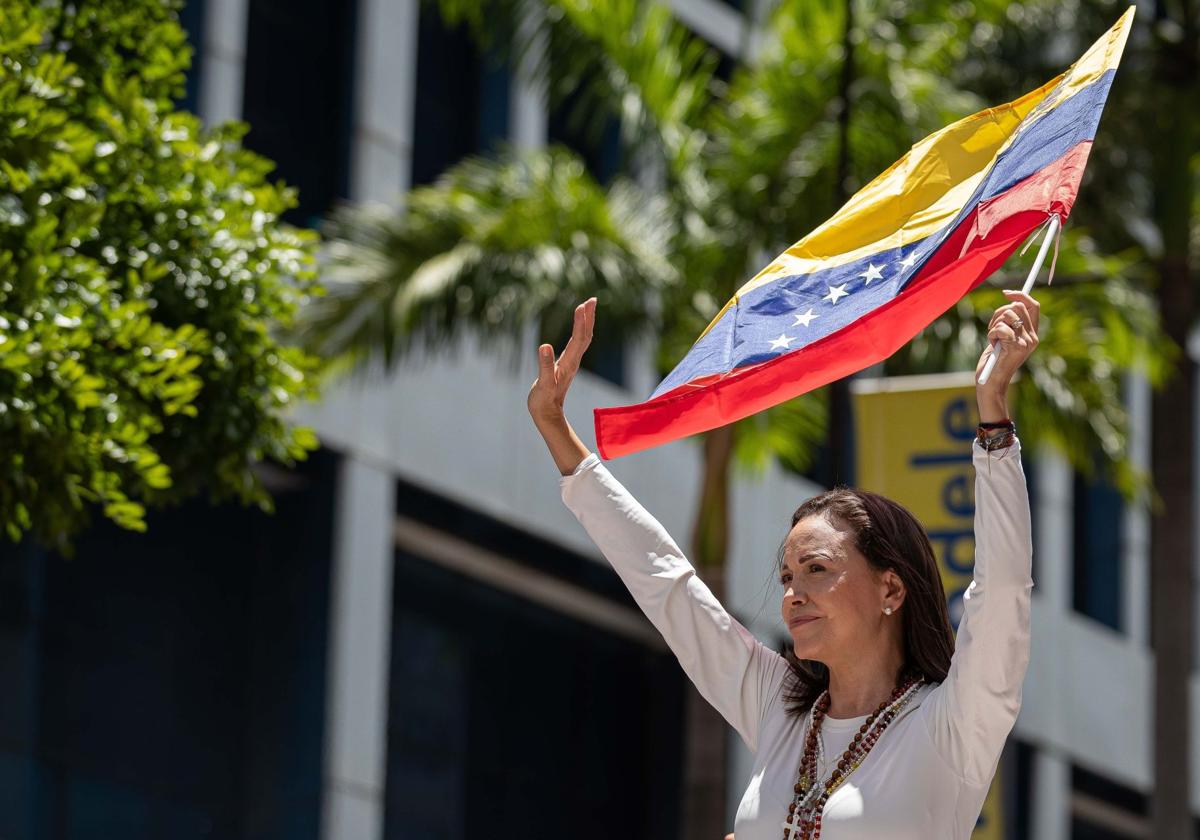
776,487,956,716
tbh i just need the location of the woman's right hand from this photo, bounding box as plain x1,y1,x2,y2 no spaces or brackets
527,297,596,476
527,297,596,423
975,290,1039,423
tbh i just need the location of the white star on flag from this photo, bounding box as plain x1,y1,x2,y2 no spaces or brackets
793,308,817,328
898,252,918,269
858,263,884,284
768,333,795,351
823,283,850,304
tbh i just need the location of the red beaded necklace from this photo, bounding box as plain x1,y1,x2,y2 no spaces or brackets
782,674,925,840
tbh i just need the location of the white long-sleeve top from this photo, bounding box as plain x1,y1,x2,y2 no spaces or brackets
559,437,1033,840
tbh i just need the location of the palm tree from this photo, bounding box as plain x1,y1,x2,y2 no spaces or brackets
293,0,1174,835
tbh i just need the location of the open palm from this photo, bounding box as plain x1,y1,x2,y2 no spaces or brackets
527,297,596,422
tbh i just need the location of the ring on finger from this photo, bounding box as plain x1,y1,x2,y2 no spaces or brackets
1008,314,1024,330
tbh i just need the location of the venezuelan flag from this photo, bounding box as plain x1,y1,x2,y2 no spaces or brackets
593,7,1135,460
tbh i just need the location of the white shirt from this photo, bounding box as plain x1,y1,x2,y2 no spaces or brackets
560,438,1032,840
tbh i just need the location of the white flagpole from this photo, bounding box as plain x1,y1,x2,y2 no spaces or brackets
977,213,1060,385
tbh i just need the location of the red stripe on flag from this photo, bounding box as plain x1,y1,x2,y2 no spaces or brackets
593,141,1092,460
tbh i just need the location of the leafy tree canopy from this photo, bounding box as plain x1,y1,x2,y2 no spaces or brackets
0,0,323,551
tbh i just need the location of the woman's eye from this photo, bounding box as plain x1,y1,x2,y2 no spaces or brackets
780,574,792,585
808,564,825,573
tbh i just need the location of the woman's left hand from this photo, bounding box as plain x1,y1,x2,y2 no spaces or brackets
975,290,1039,422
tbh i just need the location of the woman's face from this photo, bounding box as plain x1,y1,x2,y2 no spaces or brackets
779,513,894,663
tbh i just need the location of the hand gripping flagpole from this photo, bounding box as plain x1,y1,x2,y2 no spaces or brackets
977,213,1061,385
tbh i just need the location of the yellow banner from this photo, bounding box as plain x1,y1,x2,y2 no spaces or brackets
851,373,1006,840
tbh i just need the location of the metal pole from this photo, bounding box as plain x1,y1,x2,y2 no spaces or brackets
977,213,1060,385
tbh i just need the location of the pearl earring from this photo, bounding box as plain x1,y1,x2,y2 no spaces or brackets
883,607,893,615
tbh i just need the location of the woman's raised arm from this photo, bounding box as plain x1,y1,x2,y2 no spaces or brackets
921,290,1039,785
530,298,789,751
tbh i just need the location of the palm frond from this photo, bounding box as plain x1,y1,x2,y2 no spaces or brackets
292,147,677,377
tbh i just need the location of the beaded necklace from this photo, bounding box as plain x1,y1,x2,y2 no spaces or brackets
781,674,925,840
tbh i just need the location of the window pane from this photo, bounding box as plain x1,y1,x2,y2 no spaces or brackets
387,484,685,840
1072,457,1123,631
177,0,206,113
0,452,338,838
411,13,510,187
1071,763,1146,840
242,0,359,226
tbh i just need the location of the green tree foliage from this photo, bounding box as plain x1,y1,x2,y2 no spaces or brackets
0,0,323,551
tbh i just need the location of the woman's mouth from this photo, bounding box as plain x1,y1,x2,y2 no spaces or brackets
788,616,821,629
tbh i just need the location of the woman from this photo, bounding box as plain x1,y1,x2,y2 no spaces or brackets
527,291,1037,840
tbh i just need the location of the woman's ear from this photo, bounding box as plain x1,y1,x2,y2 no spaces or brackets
882,569,907,610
